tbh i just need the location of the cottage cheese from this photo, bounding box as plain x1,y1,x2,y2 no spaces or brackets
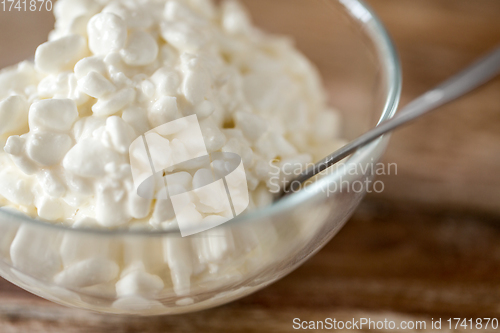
0,0,345,310
0,0,343,227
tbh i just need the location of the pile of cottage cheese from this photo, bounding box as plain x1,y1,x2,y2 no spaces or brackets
0,0,348,312
0,0,343,228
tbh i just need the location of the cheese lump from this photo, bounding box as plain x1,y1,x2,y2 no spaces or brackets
0,0,344,229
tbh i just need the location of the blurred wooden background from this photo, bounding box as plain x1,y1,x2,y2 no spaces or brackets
0,0,500,332
372,0,500,216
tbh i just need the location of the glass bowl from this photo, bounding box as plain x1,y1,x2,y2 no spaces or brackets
0,0,401,315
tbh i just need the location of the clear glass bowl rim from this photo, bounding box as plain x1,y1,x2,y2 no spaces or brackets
0,0,402,236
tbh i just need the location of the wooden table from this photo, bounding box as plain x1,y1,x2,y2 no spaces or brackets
1,1,500,332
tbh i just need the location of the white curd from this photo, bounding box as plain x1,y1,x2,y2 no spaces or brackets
0,0,345,310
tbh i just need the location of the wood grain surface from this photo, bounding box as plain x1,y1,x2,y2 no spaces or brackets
369,0,500,215
0,1,500,332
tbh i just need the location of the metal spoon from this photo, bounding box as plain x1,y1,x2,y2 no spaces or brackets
280,45,500,197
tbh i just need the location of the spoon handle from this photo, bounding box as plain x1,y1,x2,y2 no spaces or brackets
285,45,500,194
